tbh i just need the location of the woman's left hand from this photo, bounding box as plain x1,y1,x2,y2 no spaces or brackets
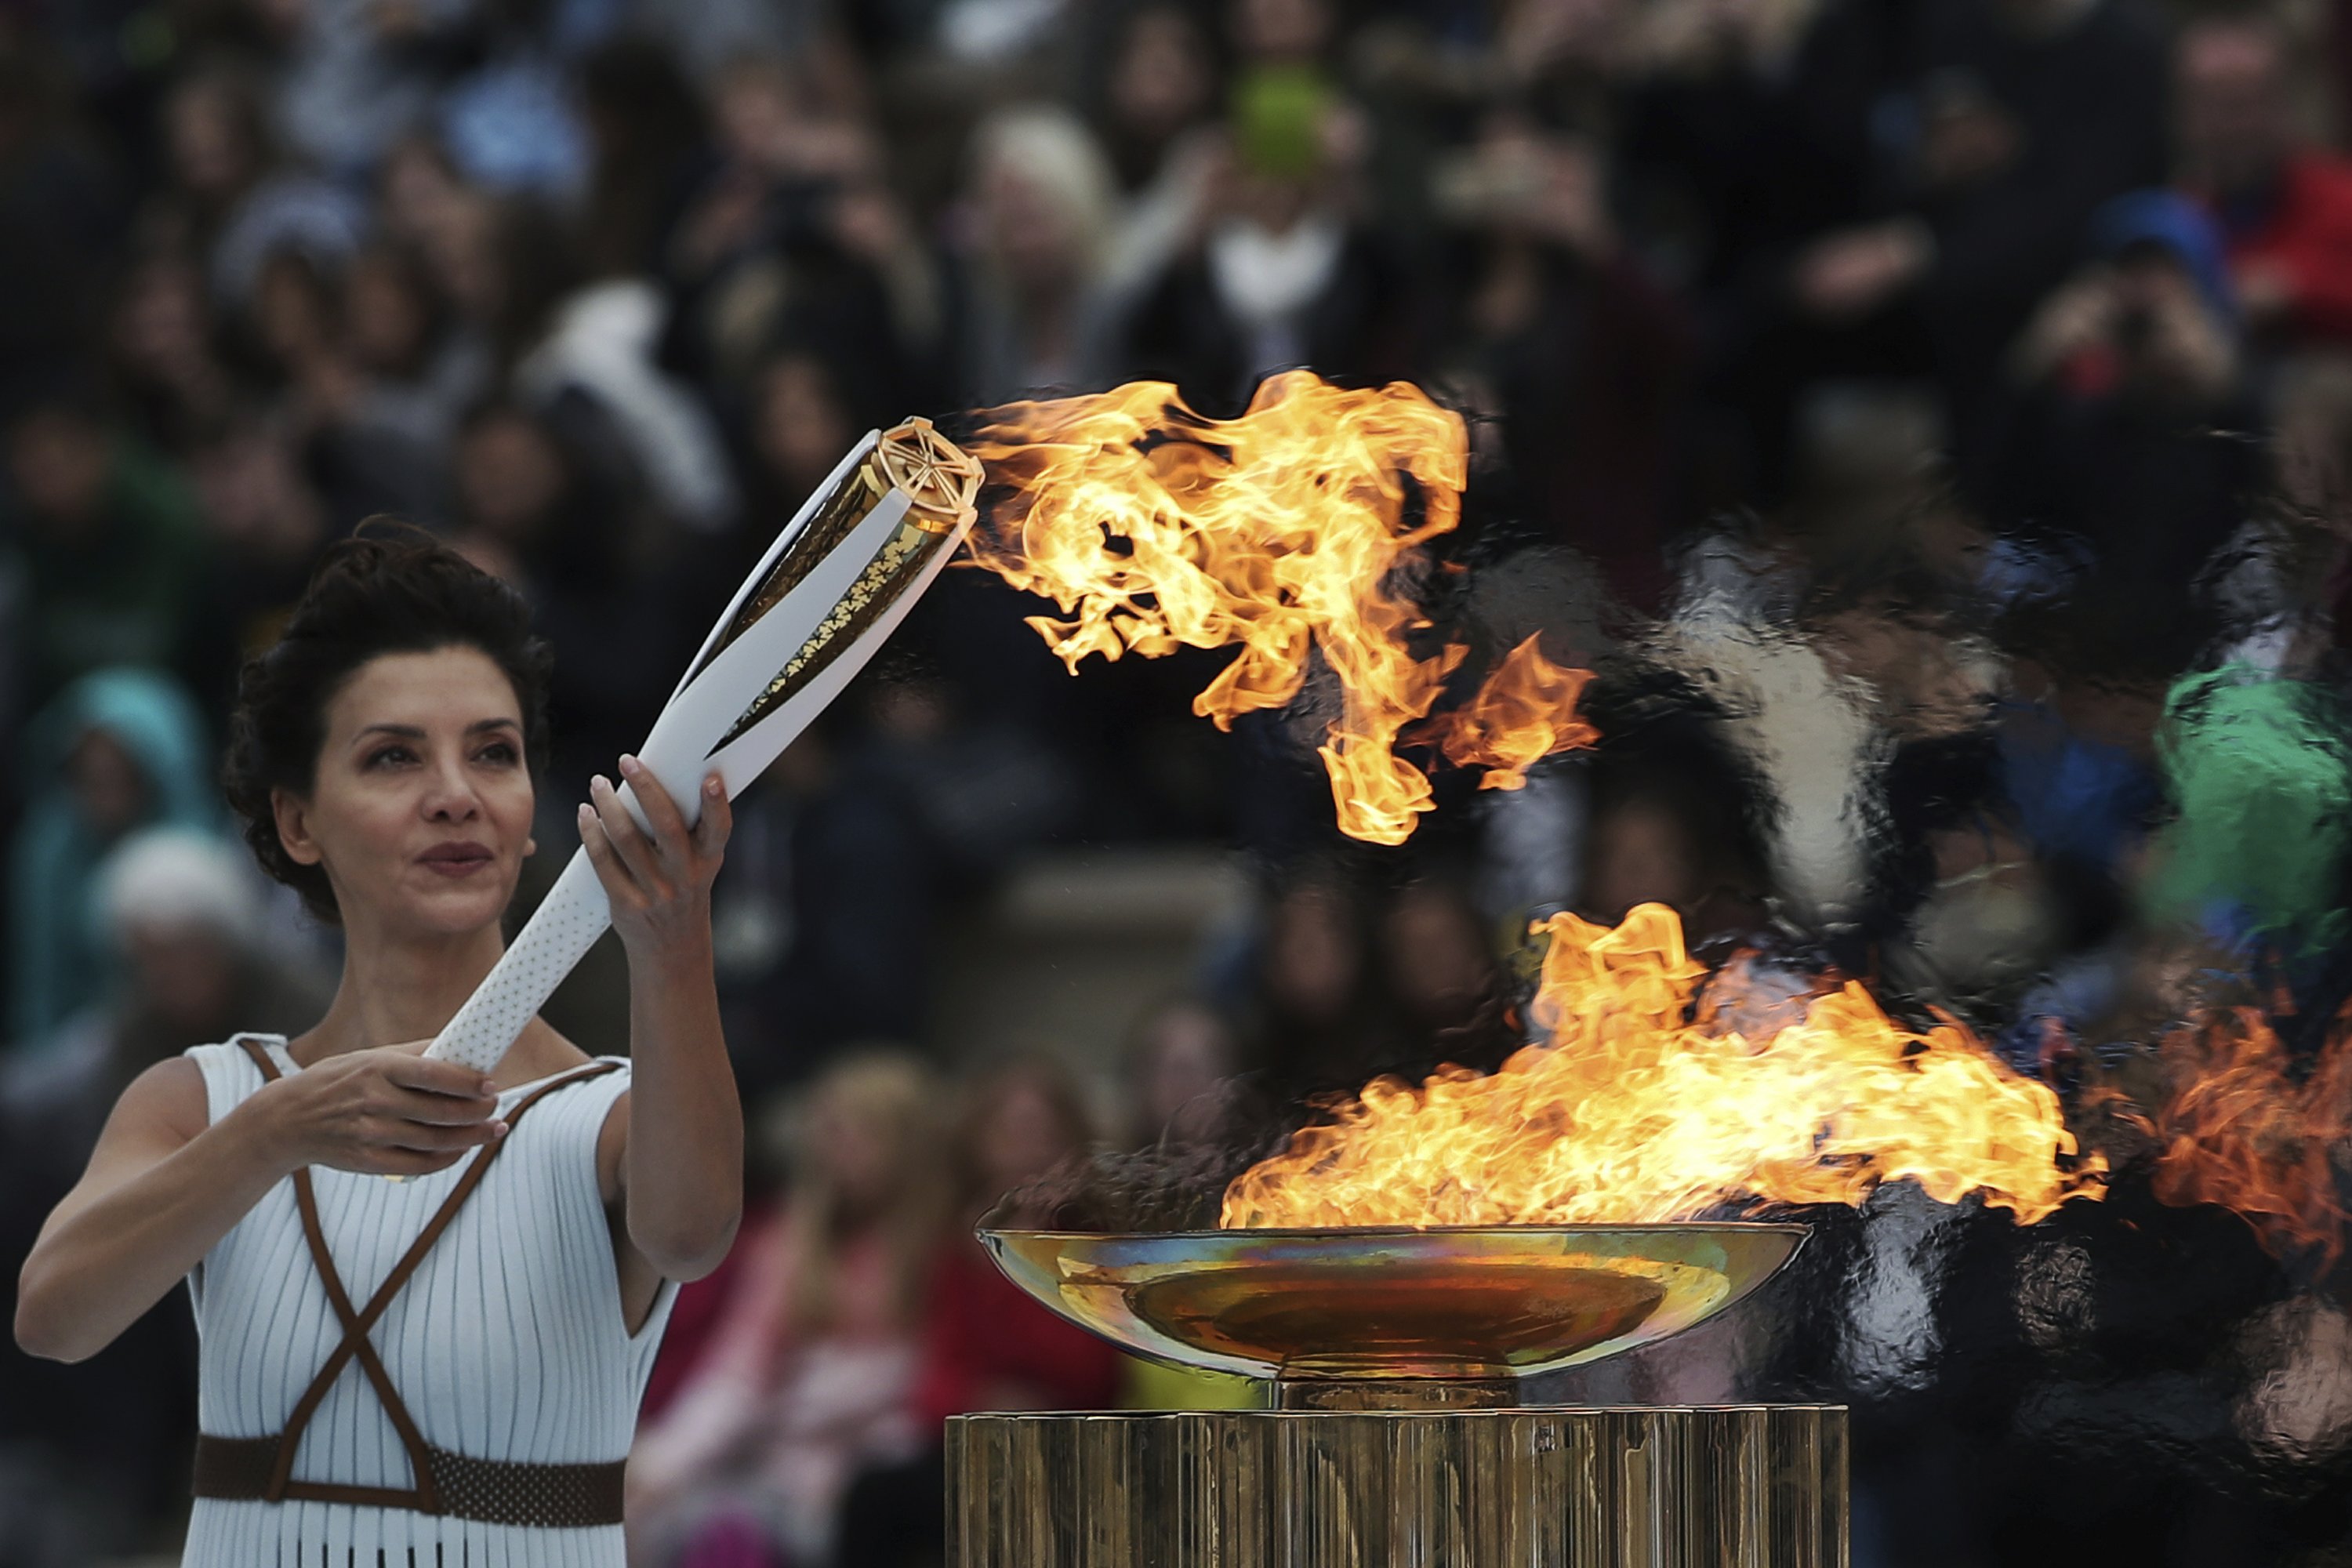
579,756,731,962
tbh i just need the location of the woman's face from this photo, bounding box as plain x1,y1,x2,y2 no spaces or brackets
979,161,1083,294
1135,1005,1234,1140
1381,887,1493,1025
1584,799,1699,924
1263,884,1360,1025
753,355,853,495
456,413,566,544
112,259,210,379
1112,9,1214,145
974,1080,1078,1196
275,647,535,940
166,81,252,201
67,728,153,837
347,254,431,374
816,1101,904,1217
253,252,336,369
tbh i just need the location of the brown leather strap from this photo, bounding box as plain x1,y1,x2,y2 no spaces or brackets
245,1039,443,1511
194,1435,627,1528
227,1040,624,1517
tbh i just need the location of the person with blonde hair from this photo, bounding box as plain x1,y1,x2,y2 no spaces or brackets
628,1048,949,1566
957,103,1127,404
833,1054,1120,1568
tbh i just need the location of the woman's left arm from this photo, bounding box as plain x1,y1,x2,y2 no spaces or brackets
579,755,743,1281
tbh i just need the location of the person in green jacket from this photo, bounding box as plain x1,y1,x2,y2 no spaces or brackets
4,390,211,705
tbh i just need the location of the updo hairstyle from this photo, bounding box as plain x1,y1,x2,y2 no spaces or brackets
222,523,553,922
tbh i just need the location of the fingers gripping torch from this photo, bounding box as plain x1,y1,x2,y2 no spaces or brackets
422,420,985,1073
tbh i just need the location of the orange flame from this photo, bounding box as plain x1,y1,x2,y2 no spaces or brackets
964,373,1595,843
2126,1010,2352,1264
1423,634,1600,791
1221,903,2104,1229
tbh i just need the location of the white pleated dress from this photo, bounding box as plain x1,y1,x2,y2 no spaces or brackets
179,1033,680,1568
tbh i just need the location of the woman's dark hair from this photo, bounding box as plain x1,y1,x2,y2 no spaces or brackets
223,521,553,922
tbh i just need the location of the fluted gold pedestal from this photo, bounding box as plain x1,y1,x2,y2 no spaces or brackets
948,1405,1847,1568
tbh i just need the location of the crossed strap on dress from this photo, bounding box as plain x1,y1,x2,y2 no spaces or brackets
192,1040,628,1529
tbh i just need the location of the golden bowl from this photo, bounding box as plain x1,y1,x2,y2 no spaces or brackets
980,1225,1805,1399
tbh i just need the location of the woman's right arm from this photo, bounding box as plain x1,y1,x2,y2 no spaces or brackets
14,1047,503,1363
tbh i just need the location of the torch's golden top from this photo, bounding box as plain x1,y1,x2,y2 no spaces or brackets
878,417,984,531
980,1223,1804,1387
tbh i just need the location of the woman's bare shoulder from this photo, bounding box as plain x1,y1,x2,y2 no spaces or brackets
109,1057,213,1149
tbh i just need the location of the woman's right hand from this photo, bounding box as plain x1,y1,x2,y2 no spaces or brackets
245,1043,507,1177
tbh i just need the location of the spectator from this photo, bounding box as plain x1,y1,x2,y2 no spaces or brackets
179,412,336,717
1246,866,1402,1098
3,826,328,1195
447,401,673,793
432,2,597,199
705,695,995,1104
378,133,488,296
954,104,1128,405
244,247,453,528
579,38,711,281
493,194,741,533
1377,878,1497,1047
1785,0,2171,466
661,52,926,404
1093,2,1224,198
274,0,462,179
637,1057,818,1436
105,252,235,460
1984,191,2263,616
0,34,128,422
744,347,868,520
2148,666,2352,962
7,668,217,1047
2,390,211,703
2278,351,2352,504
1121,994,1244,1149
2178,13,2352,354
1124,16,1410,412
243,245,343,396
339,242,494,459
628,1051,947,1568
156,58,365,312
0,826,325,1561
1430,111,1693,608
837,1054,1118,1568
1577,746,1769,946
1090,3,1228,299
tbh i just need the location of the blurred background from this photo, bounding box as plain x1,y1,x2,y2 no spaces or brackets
2,0,2352,1563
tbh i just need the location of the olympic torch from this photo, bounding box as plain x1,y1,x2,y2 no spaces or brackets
423,419,985,1073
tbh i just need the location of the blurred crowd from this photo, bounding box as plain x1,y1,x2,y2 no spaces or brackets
8,0,2352,1561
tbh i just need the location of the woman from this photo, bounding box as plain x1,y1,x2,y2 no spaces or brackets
910,1054,1118,1424
1120,996,1242,1150
834,1055,1118,1568
13,531,742,1566
956,105,1127,405
629,1049,946,1566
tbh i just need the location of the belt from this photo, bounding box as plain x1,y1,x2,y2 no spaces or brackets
194,1434,626,1529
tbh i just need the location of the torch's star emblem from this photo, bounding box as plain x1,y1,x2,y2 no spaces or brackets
879,417,984,528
